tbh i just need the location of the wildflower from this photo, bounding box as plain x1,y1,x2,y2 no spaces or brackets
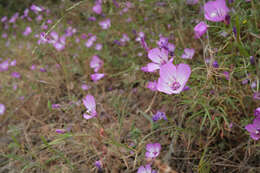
95,43,103,50
23,26,32,36
223,71,230,80
152,111,167,122
141,48,172,73
181,48,195,59
93,2,102,14
85,35,97,48
194,21,207,39
137,164,157,173
157,62,191,94
11,72,21,78
49,31,66,51
99,19,111,29
204,0,230,22
10,60,16,66
52,104,61,109
157,36,168,49
0,60,9,72
254,107,260,117
55,129,66,134
90,55,104,73
145,143,161,159
80,84,89,91
250,56,255,65
82,94,97,120
0,104,5,115
91,73,105,82
120,34,130,44
253,93,260,100
9,13,19,23
30,4,43,13
251,81,257,89
212,60,219,68
95,160,102,170
31,64,36,70
245,117,260,140
1,16,7,23
146,81,157,91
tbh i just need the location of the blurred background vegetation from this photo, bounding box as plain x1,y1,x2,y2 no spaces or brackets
0,0,61,15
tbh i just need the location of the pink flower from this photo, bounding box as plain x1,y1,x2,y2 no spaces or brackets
95,43,103,50
23,26,32,36
204,0,230,22
254,107,260,117
81,84,91,90
141,48,172,73
11,72,21,78
157,62,191,94
145,143,161,158
93,3,102,14
30,4,43,13
0,60,9,72
90,55,104,73
91,73,105,82
194,21,207,39
85,35,97,48
181,48,195,59
245,117,260,140
0,104,5,115
137,164,157,173
99,19,111,30
146,81,157,91
82,94,97,120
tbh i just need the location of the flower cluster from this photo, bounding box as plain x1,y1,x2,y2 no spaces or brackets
245,107,260,140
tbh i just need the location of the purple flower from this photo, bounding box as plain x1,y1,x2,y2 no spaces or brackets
245,117,260,140
0,60,9,72
137,164,157,173
204,0,230,22
83,94,97,120
223,71,230,80
85,35,97,48
31,64,36,70
81,84,91,91
93,3,102,14
23,26,32,36
52,104,61,109
152,111,167,122
30,4,43,13
146,81,157,91
90,55,103,73
99,19,111,30
0,104,5,115
10,60,16,66
254,107,260,117
1,16,7,23
157,62,191,94
9,13,19,23
55,129,66,134
95,43,103,50
11,72,21,78
95,160,102,170
253,93,260,100
145,143,161,158
251,81,257,89
91,73,105,82
181,48,195,59
212,60,219,68
194,21,207,39
157,36,168,48
120,34,130,43
141,48,172,73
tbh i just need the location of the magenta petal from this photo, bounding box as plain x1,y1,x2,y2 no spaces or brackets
148,48,168,64
91,73,105,82
82,94,96,113
83,113,95,120
176,64,191,87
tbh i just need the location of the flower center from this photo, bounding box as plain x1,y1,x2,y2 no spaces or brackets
171,81,181,91
210,8,225,18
